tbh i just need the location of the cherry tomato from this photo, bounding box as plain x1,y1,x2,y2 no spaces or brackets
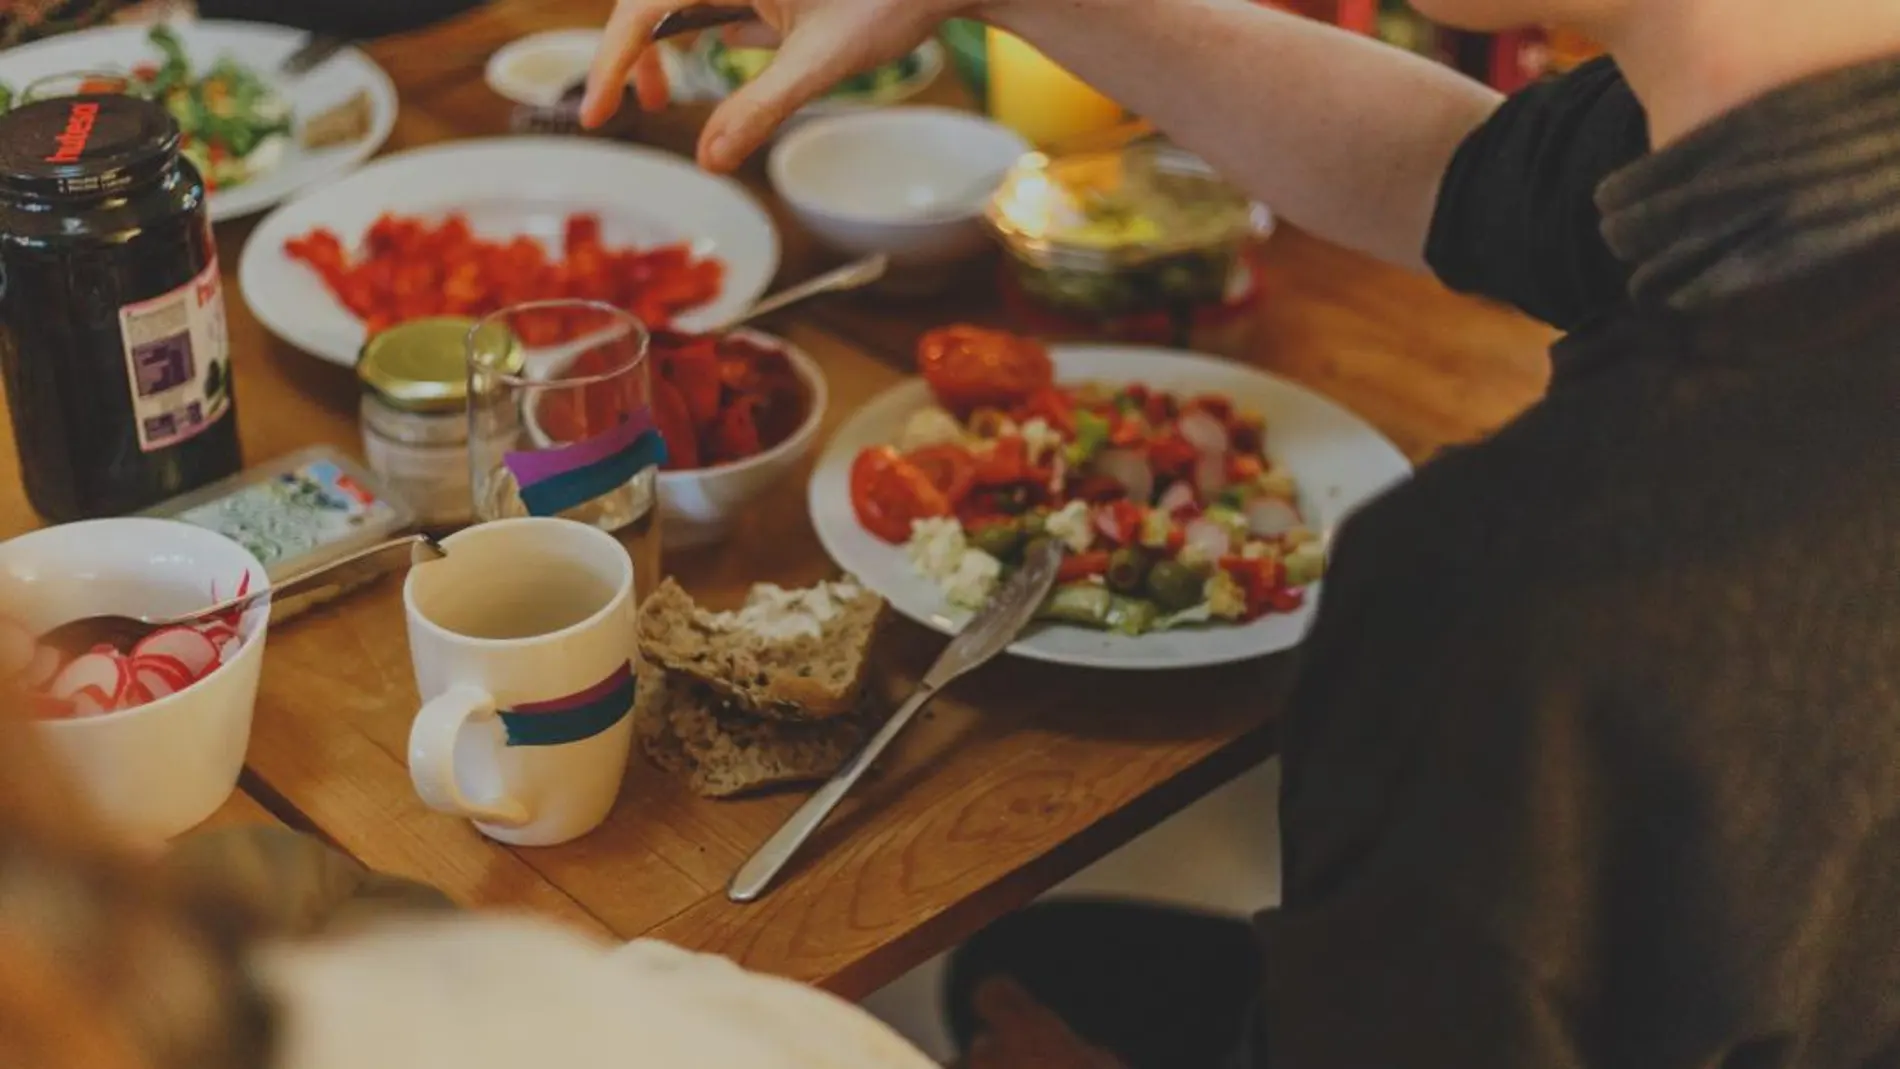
851,447,952,544
904,444,978,506
975,435,1047,487
917,326,1055,412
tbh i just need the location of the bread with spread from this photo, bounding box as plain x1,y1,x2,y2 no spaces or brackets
634,578,889,797
637,577,885,721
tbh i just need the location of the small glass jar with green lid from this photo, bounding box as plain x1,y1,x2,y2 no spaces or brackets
357,317,489,529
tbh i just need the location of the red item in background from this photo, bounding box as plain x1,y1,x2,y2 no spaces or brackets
917,325,1056,413
284,212,725,337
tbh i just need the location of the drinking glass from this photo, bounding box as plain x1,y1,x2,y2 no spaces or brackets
466,300,663,600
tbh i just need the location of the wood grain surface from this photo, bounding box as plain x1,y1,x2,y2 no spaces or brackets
0,0,1555,994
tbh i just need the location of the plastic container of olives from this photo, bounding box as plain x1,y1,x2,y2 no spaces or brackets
984,141,1270,319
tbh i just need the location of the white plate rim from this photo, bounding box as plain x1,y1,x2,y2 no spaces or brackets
236,136,780,366
807,344,1413,670
0,19,397,222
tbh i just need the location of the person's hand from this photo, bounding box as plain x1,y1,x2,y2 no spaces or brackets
960,976,1129,1069
582,0,967,172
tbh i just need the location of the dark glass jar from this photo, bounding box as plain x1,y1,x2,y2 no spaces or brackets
0,94,242,522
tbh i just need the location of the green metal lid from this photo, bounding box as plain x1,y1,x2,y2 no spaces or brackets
356,317,476,414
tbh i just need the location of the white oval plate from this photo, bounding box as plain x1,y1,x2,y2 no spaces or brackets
0,20,397,222
808,345,1412,670
238,137,779,367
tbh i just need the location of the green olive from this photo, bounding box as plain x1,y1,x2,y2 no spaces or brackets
1106,547,1150,595
971,520,1023,561
1146,560,1205,612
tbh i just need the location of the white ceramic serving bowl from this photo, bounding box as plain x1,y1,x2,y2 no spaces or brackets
768,108,1030,287
0,519,271,846
656,329,830,548
484,29,600,107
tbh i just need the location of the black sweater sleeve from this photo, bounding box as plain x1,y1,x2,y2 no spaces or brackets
1426,58,1650,330
195,0,485,39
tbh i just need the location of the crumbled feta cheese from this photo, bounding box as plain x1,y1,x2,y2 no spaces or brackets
1139,508,1174,549
906,517,968,581
944,548,1003,608
1043,500,1095,554
1205,571,1248,619
905,517,1003,608
1019,417,1063,463
899,407,967,453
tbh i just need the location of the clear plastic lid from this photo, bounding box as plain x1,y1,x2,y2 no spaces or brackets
985,141,1258,270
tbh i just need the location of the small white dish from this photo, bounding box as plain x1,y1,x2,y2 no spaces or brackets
656,330,829,549
0,20,397,222
768,107,1029,286
485,29,601,108
806,344,1413,670
0,519,271,845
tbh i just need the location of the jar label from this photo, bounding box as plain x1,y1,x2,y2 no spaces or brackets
118,257,233,454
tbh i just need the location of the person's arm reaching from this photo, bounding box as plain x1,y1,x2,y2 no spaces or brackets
584,0,1500,271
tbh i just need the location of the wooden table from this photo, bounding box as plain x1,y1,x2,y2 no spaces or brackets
0,0,1556,999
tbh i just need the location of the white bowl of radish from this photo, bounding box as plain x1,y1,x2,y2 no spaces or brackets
0,519,270,845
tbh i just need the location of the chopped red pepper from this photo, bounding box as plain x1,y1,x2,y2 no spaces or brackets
1057,551,1112,582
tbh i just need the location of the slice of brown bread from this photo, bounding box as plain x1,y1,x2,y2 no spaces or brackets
637,577,886,721
633,659,871,798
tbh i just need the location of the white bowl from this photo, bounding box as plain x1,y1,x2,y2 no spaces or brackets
657,329,829,548
485,29,600,108
0,519,271,846
768,107,1030,285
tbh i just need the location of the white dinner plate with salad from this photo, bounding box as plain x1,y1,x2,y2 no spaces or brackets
237,137,780,367
0,20,397,222
808,342,1411,670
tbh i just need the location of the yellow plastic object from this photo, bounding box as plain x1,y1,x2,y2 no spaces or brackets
984,29,1124,148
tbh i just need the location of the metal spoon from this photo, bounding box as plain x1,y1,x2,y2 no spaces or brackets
727,538,1064,903
40,534,447,659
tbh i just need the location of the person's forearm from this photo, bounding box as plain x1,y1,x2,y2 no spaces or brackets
977,0,1502,271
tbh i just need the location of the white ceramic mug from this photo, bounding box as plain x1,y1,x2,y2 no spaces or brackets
404,517,637,847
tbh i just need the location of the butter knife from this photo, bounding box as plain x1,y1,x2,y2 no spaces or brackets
281,34,348,76
727,538,1064,903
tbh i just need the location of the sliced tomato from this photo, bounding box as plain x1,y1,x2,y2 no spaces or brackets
1147,432,1199,479
851,447,952,544
1057,551,1112,582
974,435,1034,487
1018,387,1077,436
657,333,724,429
651,378,700,470
917,325,1055,412
905,443,978,506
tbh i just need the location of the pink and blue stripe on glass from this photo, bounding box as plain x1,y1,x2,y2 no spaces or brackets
498,662,635,747
504,408,668,518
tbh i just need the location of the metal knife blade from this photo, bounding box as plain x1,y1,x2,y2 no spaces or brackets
281,34,348,76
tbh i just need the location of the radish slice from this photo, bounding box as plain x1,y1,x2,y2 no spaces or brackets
1183,517,1233,561
132,653,194,690
1245,497,1304,538
1156,480,1197,516
1094,448,1155,506
1178,410,1229,455
1193,453,1228,500
123,680,155,709
0,616,34,680
216,638,241,664
51,652,124,703
132,663,180,701
23,646,60,690
70,685,113,718
133,627,218,679
30,695,76,720
1092,505,1127,545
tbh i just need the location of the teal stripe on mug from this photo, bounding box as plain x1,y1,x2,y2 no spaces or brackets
497,663,635,747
